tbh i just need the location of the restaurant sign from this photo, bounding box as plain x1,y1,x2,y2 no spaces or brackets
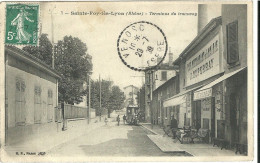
194,88,212,101
185,34,220,86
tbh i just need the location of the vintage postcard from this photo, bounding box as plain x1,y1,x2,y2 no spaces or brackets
0,1,255,162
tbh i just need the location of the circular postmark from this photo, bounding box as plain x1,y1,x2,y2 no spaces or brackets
117,21,168,71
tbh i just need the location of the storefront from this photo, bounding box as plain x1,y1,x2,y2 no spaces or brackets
163,94,185,128
163,86,201,128
193,67,247,145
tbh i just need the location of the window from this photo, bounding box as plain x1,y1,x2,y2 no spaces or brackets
227,21,239,64
161,71,167,81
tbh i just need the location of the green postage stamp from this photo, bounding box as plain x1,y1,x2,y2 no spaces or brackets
5,4,39,45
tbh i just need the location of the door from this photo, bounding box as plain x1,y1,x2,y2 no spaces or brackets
34,86,42,123
230,93,240,145
47,89,53,122
15,79,26,125
211,97,216,139
193,100,201,130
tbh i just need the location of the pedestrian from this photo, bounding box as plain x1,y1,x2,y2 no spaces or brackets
171,115,178,139
117,115,120,126
123,114,126,124
104,117,108,125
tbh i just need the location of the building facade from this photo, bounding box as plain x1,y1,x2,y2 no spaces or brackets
152,75,179,126
160,5,248,152
123,85,139,107
5,46,61,145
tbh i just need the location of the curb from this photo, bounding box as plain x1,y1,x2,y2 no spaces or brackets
140,124,160,135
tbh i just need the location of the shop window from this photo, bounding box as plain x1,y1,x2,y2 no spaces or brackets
161,71,167,81
227,20,239,64
203,118,209,129
186,118,190,126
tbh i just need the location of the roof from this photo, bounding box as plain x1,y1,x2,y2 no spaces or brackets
5,45,61,79
173,16,222,65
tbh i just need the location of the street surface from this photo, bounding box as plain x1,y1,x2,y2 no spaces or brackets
48,122,191,156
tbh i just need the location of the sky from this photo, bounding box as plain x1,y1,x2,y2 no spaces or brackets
40,2,221,89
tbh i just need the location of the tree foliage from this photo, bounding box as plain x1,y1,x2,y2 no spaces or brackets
55,36,92,104
87,80,125,116
23,34,93,104
23,33,53,66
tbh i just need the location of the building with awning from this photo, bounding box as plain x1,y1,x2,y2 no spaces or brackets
163,85,203,127
194,67,247,101
168,4,249,152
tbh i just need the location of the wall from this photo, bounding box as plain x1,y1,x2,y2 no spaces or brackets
153,70,176,90
222,4,247,73
222,4,248,146
152,76,179,126
6,64,57,128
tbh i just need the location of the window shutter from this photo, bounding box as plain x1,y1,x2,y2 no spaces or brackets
227,21,239,64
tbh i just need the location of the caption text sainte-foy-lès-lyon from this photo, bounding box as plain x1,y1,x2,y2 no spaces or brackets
69,11,198,16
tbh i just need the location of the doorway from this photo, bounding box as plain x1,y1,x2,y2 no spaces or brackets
230,93,240,146
192,100,201,130
211,97,216,139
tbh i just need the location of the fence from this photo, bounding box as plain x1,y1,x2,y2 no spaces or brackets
64,104,87,119
55,103,88,121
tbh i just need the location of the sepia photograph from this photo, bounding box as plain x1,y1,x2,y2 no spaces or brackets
0,1,255,162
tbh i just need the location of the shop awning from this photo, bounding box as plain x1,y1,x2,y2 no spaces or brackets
163,85,202,107
194,67,247,101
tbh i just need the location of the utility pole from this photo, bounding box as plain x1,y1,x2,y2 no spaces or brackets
88,74,91,124
149,71,154,129
131,85,134,105
50,5,56,69
99,74,102,121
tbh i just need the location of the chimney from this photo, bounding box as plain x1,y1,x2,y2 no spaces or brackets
157,57,163,64
168,47,173,66
198,4,208,34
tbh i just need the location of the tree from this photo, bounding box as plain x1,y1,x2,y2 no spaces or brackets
88,80,125,117
55,36,92,104
23,34,93,104
23,33,53,66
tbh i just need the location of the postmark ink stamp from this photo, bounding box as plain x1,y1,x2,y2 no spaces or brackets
5,4,39,45
117,21,168,71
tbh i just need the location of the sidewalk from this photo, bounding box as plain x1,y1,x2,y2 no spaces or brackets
140,123,242,157
3,117,105,155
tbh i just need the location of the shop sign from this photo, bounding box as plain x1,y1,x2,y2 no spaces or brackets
185,34,220,86
194,88,212,100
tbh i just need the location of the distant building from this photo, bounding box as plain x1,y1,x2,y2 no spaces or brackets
144,48,176,123
123,85,139,107
152,75,179,126
5,46,61,145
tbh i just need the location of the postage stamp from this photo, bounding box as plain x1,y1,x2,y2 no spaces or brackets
5,4,39,45
117,21,167,71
